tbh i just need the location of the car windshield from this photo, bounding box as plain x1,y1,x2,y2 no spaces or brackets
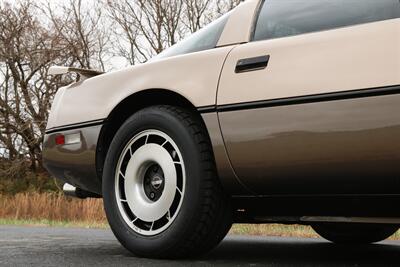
154,13,230,60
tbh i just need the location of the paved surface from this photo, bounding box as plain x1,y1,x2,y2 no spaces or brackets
0,226,399,266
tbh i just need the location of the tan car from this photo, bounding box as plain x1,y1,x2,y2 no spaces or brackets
43,0,400,258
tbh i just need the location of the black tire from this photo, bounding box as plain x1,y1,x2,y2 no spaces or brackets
312,223,398,244
102,105,232,259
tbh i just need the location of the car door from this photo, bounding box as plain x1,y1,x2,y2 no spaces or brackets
217,0,400,195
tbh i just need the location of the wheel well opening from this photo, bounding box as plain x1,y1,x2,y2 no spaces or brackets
95,89,200,182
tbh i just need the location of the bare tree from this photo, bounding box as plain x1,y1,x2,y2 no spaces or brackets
0,1,64,169
216,0,242,15
0,0,242,178
0,0,104,171
107,0,241,64
107,0,186,63
182,0,213,33
106,1,144,65
43,0,110,71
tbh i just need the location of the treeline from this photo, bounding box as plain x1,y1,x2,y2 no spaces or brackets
0,0,240,184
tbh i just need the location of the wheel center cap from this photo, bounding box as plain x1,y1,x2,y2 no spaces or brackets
151,175,163,190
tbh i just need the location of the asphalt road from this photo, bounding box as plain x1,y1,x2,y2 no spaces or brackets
0,226,399,266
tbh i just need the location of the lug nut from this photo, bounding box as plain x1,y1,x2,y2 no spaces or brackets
150,192,155,199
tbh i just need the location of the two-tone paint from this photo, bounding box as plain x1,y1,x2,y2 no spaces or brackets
44,0,400,206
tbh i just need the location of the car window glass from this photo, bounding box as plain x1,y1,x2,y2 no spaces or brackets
155,13,230,59
253,0,400,41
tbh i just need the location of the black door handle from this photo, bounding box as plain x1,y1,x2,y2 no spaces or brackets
235,55,270,73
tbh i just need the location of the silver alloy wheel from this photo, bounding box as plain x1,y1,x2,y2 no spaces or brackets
115,129,186,236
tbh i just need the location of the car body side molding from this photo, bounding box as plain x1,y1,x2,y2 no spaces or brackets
197,84,400,114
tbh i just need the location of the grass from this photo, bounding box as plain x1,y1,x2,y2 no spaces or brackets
0,218,108,228
231,224,319,238
0,192,106,223
0,217,319,238
0,193,399,240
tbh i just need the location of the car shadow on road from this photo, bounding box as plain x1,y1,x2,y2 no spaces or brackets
198,236,400,266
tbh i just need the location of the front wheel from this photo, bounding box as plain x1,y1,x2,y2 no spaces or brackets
312,223,398,244
102,105,232,259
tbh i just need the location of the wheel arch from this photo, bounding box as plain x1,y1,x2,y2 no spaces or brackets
95,88,209,181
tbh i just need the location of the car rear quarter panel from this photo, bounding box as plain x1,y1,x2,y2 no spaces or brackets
46,46,235,130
